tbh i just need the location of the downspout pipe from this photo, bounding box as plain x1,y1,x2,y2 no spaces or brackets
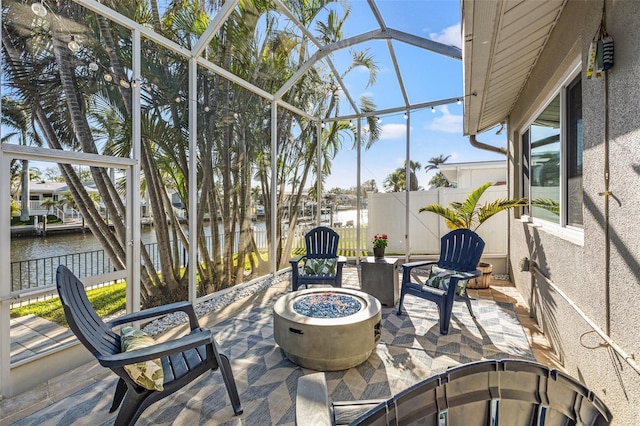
469,133,509,280
469,134,507,156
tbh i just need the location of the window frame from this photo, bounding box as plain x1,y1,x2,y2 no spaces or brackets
519,60,583,244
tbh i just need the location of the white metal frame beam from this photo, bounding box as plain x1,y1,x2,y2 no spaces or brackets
0,144,136,397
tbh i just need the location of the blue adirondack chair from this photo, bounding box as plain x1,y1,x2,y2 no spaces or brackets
290,226,346,291
56,265,242,425
397,229,485,335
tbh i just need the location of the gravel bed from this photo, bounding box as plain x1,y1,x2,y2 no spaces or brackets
141,272,290,336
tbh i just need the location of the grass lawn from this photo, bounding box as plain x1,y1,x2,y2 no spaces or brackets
10,282,126,327
11,215,62,226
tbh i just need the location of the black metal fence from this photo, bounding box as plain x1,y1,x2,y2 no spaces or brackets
11,227,273,293
10,225,364,296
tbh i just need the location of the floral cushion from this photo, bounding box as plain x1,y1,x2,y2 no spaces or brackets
425,265,468,296
303,258,337,275
120,326,164,391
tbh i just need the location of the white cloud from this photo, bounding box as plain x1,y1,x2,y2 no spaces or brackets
429,23,461,49
426,105,463,133
380,123,409,140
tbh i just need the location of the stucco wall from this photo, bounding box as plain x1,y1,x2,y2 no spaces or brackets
508,1,640,423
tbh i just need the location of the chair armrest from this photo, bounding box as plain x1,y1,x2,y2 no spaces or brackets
402,260,436,272
450,269,482,280
337,255,347,264
106,301,199,331
290,255,306,266
403,260,436,268
97,328,213,368
296,373,331,426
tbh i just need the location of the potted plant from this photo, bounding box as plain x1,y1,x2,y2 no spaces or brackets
419,182,527,288
372,234,388,259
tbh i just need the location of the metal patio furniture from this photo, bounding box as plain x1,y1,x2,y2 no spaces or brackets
290,226,346,291
397,229,485,335
55,265,242,425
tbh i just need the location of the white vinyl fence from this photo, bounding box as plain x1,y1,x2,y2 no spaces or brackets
367,186,509,257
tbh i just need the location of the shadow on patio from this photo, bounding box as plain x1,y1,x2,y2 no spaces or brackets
1,266,561,425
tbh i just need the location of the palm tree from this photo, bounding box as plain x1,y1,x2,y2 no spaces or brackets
407,160,422,190
424,154,451,173
429,172,451,189
383,160,421,192
425,154,451,188
2,0,382,304
383,170,405,192
1,97,42,220
420,181,527,230
40,197,58,218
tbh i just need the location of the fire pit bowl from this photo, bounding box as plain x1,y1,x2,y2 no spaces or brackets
273,288,382,371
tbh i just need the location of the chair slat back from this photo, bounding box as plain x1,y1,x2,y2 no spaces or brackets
56,265,121,357
437,229,485,272
304,226,339,259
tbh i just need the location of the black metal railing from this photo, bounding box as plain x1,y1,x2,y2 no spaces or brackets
10,225,366,295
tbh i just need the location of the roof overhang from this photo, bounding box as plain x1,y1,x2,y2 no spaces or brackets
462,0,567,135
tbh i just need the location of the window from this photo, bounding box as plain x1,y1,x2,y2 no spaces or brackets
521,73,582,228
566,77,582,226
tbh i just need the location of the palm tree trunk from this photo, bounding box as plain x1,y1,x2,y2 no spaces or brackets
20,159,30,221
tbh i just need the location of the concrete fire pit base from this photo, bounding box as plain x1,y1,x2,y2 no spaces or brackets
273,288,382,371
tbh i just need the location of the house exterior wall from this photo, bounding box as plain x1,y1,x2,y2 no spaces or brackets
508,1,640,423
439,161,506,189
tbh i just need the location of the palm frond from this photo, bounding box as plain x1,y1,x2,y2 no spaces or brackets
532,198,560,215
419,204,467,230
476,197,528,229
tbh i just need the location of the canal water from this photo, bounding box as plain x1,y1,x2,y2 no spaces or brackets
10,209,367,262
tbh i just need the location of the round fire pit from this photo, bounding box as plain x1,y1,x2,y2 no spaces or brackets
273,288,382,371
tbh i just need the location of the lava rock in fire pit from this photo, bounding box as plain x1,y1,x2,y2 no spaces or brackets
293,293,362,318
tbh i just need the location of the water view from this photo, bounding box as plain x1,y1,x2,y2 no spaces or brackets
10,209,367,263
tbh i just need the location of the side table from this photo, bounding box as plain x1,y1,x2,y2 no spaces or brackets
360,257,401,306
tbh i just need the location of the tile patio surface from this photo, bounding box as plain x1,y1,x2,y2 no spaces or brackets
1,266,561,425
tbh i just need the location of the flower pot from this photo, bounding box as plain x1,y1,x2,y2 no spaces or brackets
373,247,385,259
467,262,493,289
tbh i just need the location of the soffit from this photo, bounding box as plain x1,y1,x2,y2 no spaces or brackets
462,0,567,135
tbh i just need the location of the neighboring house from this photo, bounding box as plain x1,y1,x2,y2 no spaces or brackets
20,181,66,215
437,160,506,189
15,181,99,220
463,1,640,423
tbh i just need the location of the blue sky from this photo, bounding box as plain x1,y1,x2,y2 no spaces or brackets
322,0,506,191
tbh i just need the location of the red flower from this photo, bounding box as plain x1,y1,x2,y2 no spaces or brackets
372,233,388,248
